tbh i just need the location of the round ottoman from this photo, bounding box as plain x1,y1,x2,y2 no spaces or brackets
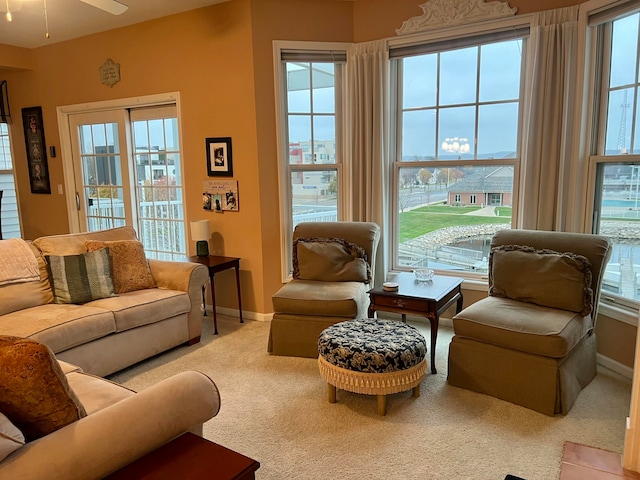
317,318,427,415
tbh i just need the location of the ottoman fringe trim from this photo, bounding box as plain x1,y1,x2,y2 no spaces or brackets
318,355,427,395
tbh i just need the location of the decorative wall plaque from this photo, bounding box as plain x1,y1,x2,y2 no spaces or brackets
396,0,517,35
99,58,121,87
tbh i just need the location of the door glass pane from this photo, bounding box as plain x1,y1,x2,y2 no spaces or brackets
132,116,185,260
78,122,125,232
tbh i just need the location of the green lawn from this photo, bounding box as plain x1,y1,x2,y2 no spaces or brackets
399,206,512,242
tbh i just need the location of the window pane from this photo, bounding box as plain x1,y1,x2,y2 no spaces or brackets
287,62,311,113
397,165,513,271
403,55,437,109
402,110,436,160
313,116,335,161
595,163,640,301
439,47,478,106
605,87,634,154
439,106,475,159
611,14,639,89
312,63,335,114
288,115,311,164
478,102,519,157
291,169,338,229
479,40,522,102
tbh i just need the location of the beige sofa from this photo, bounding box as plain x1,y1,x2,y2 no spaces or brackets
0,359,220,479
0,226,209,377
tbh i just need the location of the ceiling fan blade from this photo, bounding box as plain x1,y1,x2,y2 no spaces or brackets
79,0,128,15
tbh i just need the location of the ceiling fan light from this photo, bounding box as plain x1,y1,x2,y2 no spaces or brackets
79,0,128,15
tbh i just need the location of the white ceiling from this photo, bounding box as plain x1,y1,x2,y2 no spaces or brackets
0,0,230,49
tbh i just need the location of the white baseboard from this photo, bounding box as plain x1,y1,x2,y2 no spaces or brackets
597,353,633,381
207,306,272,322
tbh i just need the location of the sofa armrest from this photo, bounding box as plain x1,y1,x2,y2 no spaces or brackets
148,260,209,343
0,370,221,480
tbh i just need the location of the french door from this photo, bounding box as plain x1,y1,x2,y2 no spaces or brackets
65,102,186,260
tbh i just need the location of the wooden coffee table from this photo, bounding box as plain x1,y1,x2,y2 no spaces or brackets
105,432,260,479
368,272,463,374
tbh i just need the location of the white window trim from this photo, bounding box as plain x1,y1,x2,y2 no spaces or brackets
56,92,183,233
272,40,351,282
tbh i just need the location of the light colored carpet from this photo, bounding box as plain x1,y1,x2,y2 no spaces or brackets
109,314,631,480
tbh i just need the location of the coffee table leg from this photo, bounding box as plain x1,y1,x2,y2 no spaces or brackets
429,315,438,374
377,395,387,416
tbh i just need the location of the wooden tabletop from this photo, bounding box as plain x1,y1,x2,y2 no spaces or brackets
368,271,463,301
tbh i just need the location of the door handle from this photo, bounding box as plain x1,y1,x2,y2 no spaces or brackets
75,192,80,211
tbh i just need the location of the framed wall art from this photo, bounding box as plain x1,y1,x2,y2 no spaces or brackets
206,137,233,177
22,106,51,194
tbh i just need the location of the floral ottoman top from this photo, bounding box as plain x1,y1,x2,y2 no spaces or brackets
318,318,427,374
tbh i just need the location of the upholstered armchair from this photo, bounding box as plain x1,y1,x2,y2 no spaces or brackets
269,221,381,358
447,229,612,416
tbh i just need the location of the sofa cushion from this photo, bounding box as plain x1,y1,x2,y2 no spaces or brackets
272,280,368,317
0,336,87,442
85,240,156,294
489,245,593,316
0,304,116,354
87,288,190,332
46,249,116,304
0,412,24,461
33,226,138,256
293,237,371,283
65,371,135,415
452,296,592,358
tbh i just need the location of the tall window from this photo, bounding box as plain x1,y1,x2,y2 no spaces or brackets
390,32,527,274
0,123,20,238
275,44,347,277
589,7,640,308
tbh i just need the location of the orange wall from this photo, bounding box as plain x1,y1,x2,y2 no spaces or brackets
0,0,611,324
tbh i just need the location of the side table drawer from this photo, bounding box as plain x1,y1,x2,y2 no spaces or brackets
371,294,429,312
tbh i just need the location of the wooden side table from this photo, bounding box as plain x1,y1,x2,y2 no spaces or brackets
105,432,260,479
368,272,463,374
188,255,244,335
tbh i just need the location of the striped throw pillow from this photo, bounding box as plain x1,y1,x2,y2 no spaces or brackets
46,248,116,304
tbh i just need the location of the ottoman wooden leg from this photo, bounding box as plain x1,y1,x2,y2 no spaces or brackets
412,385,420,397
328,383,336,404
377,395,387,416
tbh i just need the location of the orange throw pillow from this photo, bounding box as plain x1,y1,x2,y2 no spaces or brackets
0,336,86,442
85,240,156,294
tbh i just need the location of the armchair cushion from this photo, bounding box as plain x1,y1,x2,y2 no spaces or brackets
272,280,369,317
292,237,370,283
453,296,592,358
489,245,593,316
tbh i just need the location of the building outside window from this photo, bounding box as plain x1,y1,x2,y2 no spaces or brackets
390,32,526,274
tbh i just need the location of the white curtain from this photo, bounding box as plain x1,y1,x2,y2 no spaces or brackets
348,40,389,285
520,6,579,231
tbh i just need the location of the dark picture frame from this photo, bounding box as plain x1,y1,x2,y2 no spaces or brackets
22,106,51,194
206,137,233,177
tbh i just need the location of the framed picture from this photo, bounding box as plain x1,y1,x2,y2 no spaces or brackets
22,106,51,194
206,137,233,177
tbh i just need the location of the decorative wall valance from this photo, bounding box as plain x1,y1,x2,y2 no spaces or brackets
396,0,518,35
